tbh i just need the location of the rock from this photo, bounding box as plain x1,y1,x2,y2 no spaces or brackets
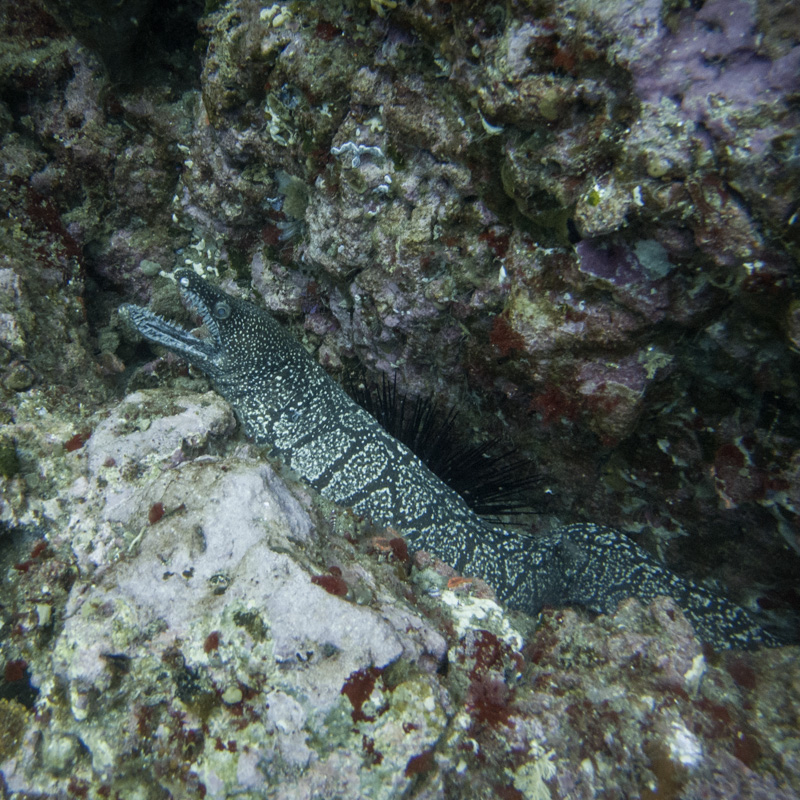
3,363,34,392
2,1,799,795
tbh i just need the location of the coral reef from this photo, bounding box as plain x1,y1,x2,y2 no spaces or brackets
0,0,798,795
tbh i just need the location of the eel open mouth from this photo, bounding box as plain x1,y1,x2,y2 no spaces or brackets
120,269,223,367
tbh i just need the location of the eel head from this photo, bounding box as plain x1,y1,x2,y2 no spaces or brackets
120,268,283,382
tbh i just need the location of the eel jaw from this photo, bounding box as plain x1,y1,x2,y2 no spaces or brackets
120,283,223,370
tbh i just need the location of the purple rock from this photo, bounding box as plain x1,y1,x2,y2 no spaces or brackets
576,239,642,286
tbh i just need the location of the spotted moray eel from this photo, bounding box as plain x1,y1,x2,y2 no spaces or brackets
122,268,781,649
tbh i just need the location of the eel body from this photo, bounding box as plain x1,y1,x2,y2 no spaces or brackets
122,269,780,649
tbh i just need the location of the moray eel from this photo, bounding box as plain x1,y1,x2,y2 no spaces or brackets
122,269,781,649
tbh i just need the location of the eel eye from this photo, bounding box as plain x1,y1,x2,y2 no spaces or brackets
213,301,231,319
179,276,191,288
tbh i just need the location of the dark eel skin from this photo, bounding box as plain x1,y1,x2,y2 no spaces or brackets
122,268,781,649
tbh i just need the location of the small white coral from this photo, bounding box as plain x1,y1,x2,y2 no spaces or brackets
507,741,557,800
668,719,703,768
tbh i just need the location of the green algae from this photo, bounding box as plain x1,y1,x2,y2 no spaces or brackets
0,697,28,760
0,431,20,478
